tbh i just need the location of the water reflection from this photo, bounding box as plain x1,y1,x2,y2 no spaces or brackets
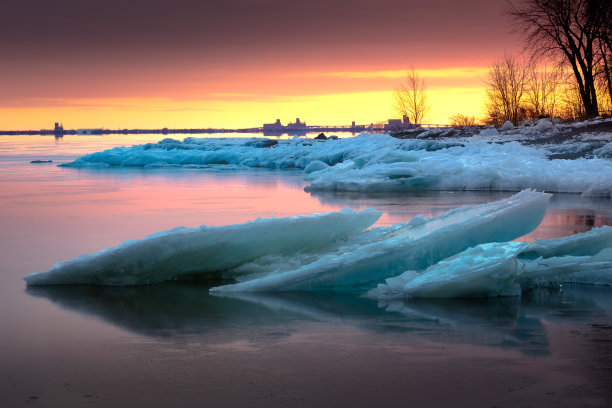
25,284,612,356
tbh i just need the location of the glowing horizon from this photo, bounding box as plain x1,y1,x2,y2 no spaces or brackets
1,66,489,130
1,1,520,131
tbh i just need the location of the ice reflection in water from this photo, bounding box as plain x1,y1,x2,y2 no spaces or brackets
25,283,612,358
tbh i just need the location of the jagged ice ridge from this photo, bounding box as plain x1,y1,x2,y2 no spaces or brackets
61,126,612,196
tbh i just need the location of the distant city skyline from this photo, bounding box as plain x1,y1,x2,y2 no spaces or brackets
1,1,521,129
1,117,395,135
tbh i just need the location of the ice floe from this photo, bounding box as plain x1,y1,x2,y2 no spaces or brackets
368,242,528,299
518,226,612,287
210,190,550,293
368,226,612,299
559,248,612,286
520,225,612,259
24,208,381,286
25,189,612,297
26,190,549,288
519,249,612,287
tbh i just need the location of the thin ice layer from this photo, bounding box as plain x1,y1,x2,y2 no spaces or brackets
518,226,612,287
519,250,612,287
518,227,612,287
369,227,612,299
519,225,612,259
210,190,551,293
368,242,529,299
24,208,381,286
561,248,612,285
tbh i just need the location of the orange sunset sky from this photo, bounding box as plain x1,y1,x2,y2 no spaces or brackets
1,0,521,130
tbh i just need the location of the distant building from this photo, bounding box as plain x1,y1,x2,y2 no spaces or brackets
286,118,307,129
385,119,403,132
76,128,103,135
263,119,283,132
369,122,385,132
384,116,411,132
53,122,64,137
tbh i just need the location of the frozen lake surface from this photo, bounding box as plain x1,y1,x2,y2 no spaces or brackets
1,133,612,406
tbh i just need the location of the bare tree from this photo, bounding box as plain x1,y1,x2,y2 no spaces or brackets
596,70,612,114
560,79,587,119
508,0,610,118
525,64,562,117
596,50,612,114
595,3,612,113
485,54,529,125
449,113,477,127
393,69,430,125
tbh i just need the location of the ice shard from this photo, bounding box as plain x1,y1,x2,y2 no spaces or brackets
519,227,612,287
519,225,612,259
368,242,528,299
24,208,381,286
211,190,551,293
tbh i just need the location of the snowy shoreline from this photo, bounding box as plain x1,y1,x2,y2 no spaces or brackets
60,117,612,197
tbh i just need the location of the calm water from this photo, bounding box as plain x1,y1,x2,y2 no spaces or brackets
1,133,612,407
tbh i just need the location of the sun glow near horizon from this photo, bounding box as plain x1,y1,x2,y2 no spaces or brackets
1,66,488,130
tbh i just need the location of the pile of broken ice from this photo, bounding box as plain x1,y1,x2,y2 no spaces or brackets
60,118,612,197
25,190,612,298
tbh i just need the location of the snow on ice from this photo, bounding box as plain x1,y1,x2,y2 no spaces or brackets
61,118,612,197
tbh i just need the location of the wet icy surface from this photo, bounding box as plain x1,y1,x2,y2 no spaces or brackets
12,282,612,407
2,132,612,407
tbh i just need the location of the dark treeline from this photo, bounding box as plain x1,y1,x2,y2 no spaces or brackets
484,0,612,126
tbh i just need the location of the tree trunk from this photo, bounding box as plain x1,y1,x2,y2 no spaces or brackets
601,41,612,111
